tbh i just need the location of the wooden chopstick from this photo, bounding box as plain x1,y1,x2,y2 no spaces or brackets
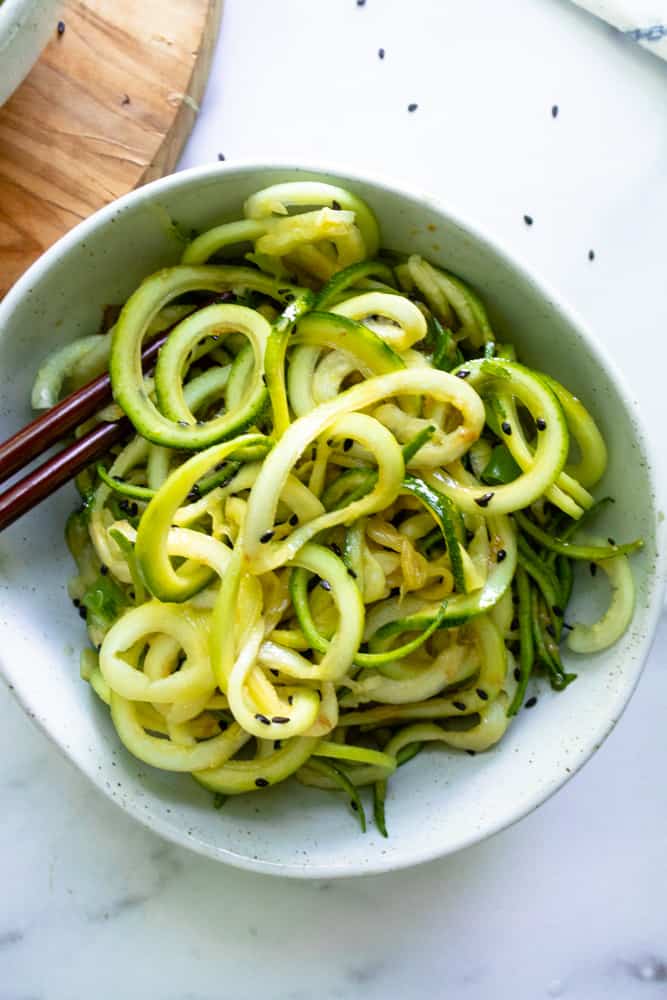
0,331,169,486
0,329,171,531
0,418,130,532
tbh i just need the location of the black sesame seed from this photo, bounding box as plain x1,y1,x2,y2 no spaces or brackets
307,575,321,594
497,549,507,563
217,153,226,161
607,537,616,546
474,492,494,508
259,530,274,544
350,800,359,810
274,740,282,750
330,543,342,557
100,564,108,575
78,606,87,620
57,20,65,35
347,568,358,579
128,591,135,600
378,47,385,59
476,688,489,701
551,104,559,118
590,562,598,577
356,0,366,5
525,696,538,709
343,438,353,451
513,667,521,682
552,605,564,617
254,713,270,725
72,598,80,607
177,420,189,427
524,215,534,226
270,668,279,677
407,103,418,112
332,200,342,210
501,421,512,435
588,249,595,261
456,369,471,379
466,749,476,757
320,579,332,592
536,417,547,431
255,778,269,787
272,716,290,724
390,586,401,597
453,701,466,711
289,513,299,526
288,695,294,705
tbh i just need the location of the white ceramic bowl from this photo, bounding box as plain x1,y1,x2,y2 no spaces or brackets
0,0,61,107
0,163,664,878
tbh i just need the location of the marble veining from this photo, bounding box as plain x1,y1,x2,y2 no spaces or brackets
2,0,667,997
624,957,667,983
0,930,24,950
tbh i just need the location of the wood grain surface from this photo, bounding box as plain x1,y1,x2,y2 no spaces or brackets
0,0,223,298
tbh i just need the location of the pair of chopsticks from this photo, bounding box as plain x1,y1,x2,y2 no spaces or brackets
0,334,169,532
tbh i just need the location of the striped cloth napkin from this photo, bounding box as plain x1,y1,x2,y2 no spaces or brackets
571,1,667,60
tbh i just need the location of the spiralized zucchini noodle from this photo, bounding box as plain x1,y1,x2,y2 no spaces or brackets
37,181,643,836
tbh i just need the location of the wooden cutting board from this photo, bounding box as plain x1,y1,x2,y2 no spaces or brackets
0,0,223,299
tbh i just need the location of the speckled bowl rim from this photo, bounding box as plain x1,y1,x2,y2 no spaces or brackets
1,160,665,878
0,0,61,107
0,0,36,52
0,0,29,21
0,0,53,29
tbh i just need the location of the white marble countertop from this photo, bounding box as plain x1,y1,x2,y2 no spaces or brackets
2,1,667,997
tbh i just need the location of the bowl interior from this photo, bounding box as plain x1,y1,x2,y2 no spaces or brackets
0,165,663,876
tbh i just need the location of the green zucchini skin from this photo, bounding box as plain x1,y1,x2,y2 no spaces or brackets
294,311,405,376
110,266,300,449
